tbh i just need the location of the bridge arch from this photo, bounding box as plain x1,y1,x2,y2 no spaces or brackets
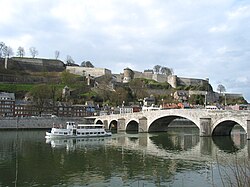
96,119,103,124
110,120,118,131
126,120,139,132
212,118,247,136
148,115,198,132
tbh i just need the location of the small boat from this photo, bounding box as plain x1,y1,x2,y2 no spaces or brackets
45,122,112,139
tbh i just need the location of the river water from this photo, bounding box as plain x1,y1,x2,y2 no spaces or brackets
0,127,249,187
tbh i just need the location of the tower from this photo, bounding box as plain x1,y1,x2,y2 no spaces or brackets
123,67,134,83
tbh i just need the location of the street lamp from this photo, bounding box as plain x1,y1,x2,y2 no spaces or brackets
122,101,125,114
224,93,227,106
204,91,207,107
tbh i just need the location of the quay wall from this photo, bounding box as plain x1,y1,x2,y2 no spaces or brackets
0,117,87,129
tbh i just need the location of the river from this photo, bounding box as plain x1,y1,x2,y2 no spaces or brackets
0,127,249,187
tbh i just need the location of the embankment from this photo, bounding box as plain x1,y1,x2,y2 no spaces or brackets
0,117,88,129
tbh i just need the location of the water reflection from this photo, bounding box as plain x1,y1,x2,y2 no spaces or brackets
46,137,112,151
0,128,249,187
213,136,241,153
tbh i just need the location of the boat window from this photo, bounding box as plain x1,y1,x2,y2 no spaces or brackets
101,132,104,134
98,132,100,134
64,132,67,135
86,132,89,135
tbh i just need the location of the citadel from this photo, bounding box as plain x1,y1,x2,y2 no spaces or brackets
66,65,209,89
0,57,244,104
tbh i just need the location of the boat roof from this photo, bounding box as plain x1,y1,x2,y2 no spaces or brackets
77,124,104,127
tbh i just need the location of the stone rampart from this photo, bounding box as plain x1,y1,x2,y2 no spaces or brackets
177,77,207,87
66,66,111,77
0,57,65,73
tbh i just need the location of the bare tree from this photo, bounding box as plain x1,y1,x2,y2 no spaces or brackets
55,50,60,59
0,42,5,58
66,55,75,65
17,46,25,57
217,84,226,94
153,65,161,74
81,61,94,67
29,47,38,58
2,46,13,58
161,66,173,76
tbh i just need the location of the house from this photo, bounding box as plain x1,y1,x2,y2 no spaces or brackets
0,92,15,117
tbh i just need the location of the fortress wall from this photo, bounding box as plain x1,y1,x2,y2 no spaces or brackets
67,66,111,77
42,59,65,71
177,77,208,87
3,57,65,72
152,74,167,83
225,93,243,98
113,74,123,82
0,74,44,83
167,75,177,88
134,71,154,80
133,71,144,78
12,57,43,65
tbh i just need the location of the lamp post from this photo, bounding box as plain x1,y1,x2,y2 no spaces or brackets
122,101,125,114
204,91,207,107
224,93,227,106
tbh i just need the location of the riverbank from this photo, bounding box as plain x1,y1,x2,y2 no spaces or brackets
0,117,88,130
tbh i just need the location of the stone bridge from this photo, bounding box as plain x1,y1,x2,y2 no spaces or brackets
89,109,250,139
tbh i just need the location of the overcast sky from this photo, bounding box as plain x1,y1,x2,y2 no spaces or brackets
1,0,250,101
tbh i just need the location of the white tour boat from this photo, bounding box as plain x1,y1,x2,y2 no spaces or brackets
45,122,112,138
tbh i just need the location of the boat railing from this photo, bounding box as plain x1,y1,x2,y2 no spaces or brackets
77,124,105,129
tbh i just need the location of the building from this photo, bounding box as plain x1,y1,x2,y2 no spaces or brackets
143,96,156,107
15,100,39,117
0,92,15,117
120,106,133,114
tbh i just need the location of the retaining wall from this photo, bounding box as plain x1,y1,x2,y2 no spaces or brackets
0,117,87,129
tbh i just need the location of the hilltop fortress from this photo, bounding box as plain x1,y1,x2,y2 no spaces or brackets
0,57,209,89
66,66,209,89
0,57,244,103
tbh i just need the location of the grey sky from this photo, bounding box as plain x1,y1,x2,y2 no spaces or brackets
1,0,250,101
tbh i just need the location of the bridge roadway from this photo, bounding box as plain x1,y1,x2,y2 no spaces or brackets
88,109,250,139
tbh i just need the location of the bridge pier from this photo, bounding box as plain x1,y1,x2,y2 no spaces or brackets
139,117,148,133
117,118,126,132
103,120,109,130
247,120,250,140
199,118,212,137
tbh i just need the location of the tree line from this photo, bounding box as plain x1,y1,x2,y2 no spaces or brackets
0,41,41,58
